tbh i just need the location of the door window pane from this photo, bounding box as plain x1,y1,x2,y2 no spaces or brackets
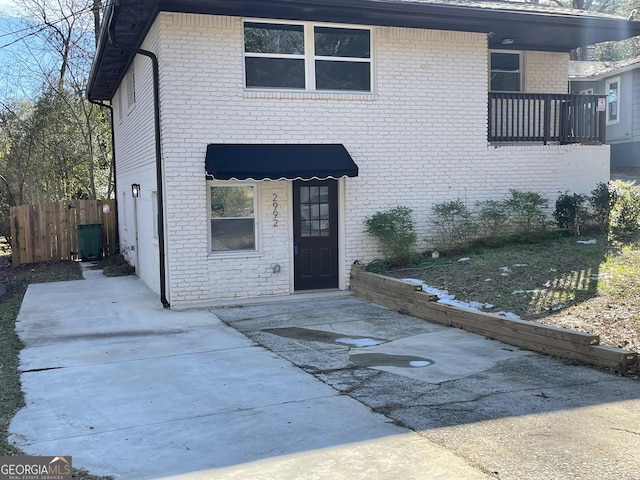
299,185,331,238
300,186,310,203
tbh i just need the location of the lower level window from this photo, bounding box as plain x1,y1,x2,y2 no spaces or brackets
210,184,256,252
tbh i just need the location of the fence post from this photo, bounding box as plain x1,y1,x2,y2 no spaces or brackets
487,93,493,142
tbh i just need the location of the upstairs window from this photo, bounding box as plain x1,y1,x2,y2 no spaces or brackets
244,22,305,89
314,26,371,91
606,77,620,125
126,60,136,108
490,51,521,92
244,21,372,92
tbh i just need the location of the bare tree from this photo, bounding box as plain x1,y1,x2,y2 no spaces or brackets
12,0,96,90
0,0,112,212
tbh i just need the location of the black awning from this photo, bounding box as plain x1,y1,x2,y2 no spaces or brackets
205,144,359,181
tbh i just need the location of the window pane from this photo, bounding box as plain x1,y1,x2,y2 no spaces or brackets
244,23,304,54
211,219,255,251
491,72,520,92
245,57,305,89
607,82,619,122
210,186,254,218
609,101,618,121
320,203,329,218
314,27,370,58
300,204,311,221
491,52,520,72
315,60,370,91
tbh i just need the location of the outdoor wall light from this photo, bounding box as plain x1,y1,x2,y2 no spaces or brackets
131,183,140,198
501,37,515,45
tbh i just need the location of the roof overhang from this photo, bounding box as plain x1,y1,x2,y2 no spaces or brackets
570,57,640,80
87,0,640,101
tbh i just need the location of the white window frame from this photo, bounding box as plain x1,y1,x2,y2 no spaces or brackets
605,76,620,125
243,19,374,93
151,191,158,239
121,191,127,230
117,88,123,124
489,50,522,92
207,181,259,254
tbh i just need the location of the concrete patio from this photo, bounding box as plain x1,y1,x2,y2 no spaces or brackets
9,272,640,479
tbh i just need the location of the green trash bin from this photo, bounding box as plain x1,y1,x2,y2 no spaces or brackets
77,223,103,261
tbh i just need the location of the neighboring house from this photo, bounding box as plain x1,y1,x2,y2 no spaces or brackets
570,57,640,168
87,0,640,308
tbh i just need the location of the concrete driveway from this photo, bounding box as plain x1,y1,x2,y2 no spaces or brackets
9,273,640,479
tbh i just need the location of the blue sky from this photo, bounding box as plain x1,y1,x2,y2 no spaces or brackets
0,0,13,15
0,1,97,100
0,3,58,100
0,15,38,99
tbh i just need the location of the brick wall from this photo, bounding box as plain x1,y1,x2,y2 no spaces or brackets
523,51,570,93
112,22,162,295
113,13,609,306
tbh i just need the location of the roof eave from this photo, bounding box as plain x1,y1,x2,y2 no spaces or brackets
87,0,640,101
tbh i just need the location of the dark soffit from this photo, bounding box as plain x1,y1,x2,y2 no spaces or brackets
87,0,640,101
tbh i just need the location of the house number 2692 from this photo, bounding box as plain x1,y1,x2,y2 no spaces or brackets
273,193,279,227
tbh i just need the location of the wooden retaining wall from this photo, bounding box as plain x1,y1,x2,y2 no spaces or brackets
10,200,117,266
350,266,638,370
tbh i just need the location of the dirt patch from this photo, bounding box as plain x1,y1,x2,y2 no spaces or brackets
0,255,82,296
383,234,640,379
93,254,135,277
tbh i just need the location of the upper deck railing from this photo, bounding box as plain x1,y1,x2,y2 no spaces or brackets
488,92,605,145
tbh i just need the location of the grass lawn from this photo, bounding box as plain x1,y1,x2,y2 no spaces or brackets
383,232,640,363
0,246,114,479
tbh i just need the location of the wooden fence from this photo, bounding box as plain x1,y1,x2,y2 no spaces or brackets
10,199,117,266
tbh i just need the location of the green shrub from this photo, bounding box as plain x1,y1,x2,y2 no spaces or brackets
505,189,549,235
364,259,392,274
431,199,477,251
553,191,587,235
610,180,640,234
588,182,617,233
365,206,417,266
475,199,509,244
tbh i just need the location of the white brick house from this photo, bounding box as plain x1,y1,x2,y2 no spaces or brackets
88,0,640,308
